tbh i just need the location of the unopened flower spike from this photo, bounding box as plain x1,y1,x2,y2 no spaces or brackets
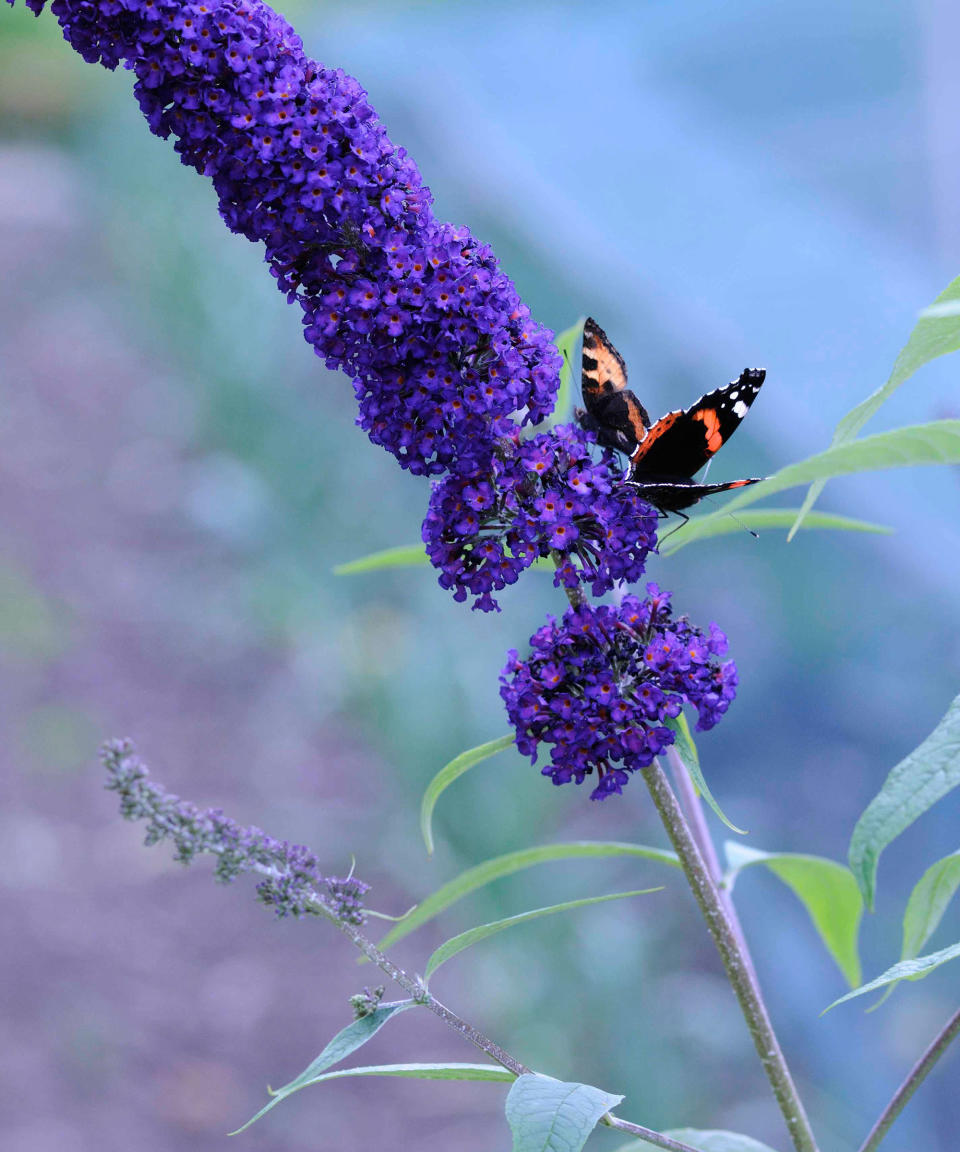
102,739,370,922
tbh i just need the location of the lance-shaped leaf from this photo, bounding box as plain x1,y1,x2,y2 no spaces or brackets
826,940,960,1011
674,418,960,530
870,847,960,1010
505,1073,623,1152
420,733,515,855
849,693,960,909
789,274,960,537
902,850,960,961
424,888,661,981
233,1001,415,1131
660,507,891,556
725,843,862,987
665,714,745,834
376,841,679,951
543,318,586,430
333,544,428,575
619,1129,782,1152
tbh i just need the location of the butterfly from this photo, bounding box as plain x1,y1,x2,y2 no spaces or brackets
577,316,766,515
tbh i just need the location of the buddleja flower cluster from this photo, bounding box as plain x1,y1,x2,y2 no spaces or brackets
20,0,742,796
423,424,658,610
500,585,738,799
103,738,369,921
18,0,557,480
12,0,662,610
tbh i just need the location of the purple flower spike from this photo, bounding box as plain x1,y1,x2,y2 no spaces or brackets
102,739,369,921
500,586,738,799
19,0,561,476
423,423,658,610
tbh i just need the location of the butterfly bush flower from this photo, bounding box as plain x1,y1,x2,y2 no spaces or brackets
500,585,738,799
423,424,658,611
18,0,560,478
103,739,369,921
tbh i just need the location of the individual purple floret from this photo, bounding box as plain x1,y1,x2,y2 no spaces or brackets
422,423,658,611
17,0,561,477
500,585,738,799
102,738,369,922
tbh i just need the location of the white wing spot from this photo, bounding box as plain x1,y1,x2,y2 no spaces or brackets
733,400,748,418
729,390,739,400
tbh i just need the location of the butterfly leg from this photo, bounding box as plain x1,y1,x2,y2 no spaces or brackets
657,509,690,545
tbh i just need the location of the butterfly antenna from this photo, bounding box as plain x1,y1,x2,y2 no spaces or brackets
698,493,759,540
726,508,759,539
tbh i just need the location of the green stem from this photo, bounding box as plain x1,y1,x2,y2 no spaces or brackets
857,1005,960,1152
314,896,703,1152
642,758,819,1152
665,745,759,986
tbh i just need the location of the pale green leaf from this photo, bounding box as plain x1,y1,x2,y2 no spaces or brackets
827,940,960,1011
680,419,960,532
665,714,745,835
725,843,862,987
660,507,891,556
506,1073,623,1152
790,274,960,537
232,1001,414,1131
617,1129,781,1152
849,693,960,909
336,546,552,577
375,841,679,951
544,318,586,430
420,734,515,855
902,850,960,962
333,545,428,575
872,848,960,1010
424,888,661,980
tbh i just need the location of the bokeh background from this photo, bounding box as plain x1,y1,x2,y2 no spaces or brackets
2,1,959,1149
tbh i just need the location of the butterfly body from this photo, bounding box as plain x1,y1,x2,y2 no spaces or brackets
577,317,766,514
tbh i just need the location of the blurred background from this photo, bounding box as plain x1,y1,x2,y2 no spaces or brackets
1,1,959,1149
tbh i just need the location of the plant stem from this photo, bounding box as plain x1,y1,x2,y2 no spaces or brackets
314,895,703,1152
857,1005,960,1152
665,745,759,986
315,898,529,1076
642,757,819,1152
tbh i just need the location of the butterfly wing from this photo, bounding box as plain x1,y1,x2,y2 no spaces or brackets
630,368,765,478
629,476,765,513
578,317,650,455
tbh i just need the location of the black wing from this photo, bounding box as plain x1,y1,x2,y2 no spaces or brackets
630,368,765,479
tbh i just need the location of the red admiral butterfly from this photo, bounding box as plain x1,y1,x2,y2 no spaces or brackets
578,317,765,514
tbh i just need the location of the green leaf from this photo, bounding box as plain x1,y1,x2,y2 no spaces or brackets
849,693,960,909
375,841,679,951
333,544,428,575
232,1001,415,1131
871,847,960,1011
902,850,960,962
424,888,661,981
826,939,960,1011
617,1129,781,1152
680,419,960,531
505,1073,623,1152
790,274,960,537
420,734,515,855
660,507,891,556
665,714,746,835
545,319,586,430
725,843,862,987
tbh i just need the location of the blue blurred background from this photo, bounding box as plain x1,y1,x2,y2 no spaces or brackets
1,1,959,1149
